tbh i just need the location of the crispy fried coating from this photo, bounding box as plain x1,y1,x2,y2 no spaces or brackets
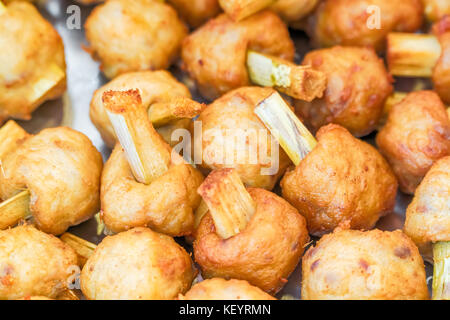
423,0,450,22
179,278,275,300
432,17,450,105
302,228,429,300
0,127,103,235
281,124,398,236
194,188,309,294
191,87,291,190
0,1,66,124
85,0,187,79
404,156,450,254
181,11,295,100
307,0,423,51
81,227,195,300
90,71,194,148
295,46,393,137
376,91,450,194
168,0,221,27
0,225,78,300
270,0,319,27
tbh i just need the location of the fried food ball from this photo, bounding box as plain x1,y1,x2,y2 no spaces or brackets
270,0,319,28
294,46,393,137
302,228,429,300
0,127,103,235
181,11,294,100
0,1,66,124
90,70,195,148
307,0,424,51
404,156,450,255
432,16,450,105
194,187,309,294
423,0,450,22
85,0,187,79
0,225,78,300
179,278,275,300
281,124,398,236
168,0,221,27
376,91,450,194
191,86,291,190
81,227,195,300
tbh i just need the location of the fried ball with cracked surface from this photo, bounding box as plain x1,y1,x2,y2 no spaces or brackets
270,0,319,28
90,70,195,148
81,227,195,300
168,0,221,27
432,16,450,105
191,86,291,190
0,127,103,235
0,1,66,124
281,124,398,236
302,228,429,300
307,0,423,51
182,10,294,100
179,278,275,300
294,46,393,137
85,0,187,79
194,188,309,294
376,91,450,194
404,156,450,256
0,225,78,300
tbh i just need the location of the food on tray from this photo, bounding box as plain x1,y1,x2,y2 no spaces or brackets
301,228,429,300
255,92,397,236
376,91,450,194
194,169,309,294
0,1,66,125
0,122,103,235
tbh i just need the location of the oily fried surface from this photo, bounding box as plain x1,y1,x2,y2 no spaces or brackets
168,0,221,27
0,127,103,235
181,11,294,100
81,227,195,300
179,278,275,300
270,0,319,26
0,225,77,300
85,0,187,79
194,188,309,294
302,229,429,300
295,46,393,137
281,124,398,236
376,91,450,194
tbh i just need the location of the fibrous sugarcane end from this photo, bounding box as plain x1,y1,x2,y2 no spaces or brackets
432,241,450,300
102,89,142,114
28,64,65,107
0,190,31,230
60,232,97,267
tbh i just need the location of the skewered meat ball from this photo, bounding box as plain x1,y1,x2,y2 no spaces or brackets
254,93,397,236
302,228,429,300
179,278,275,300
0,1,66,125
194,169,309,294
80,227,195,300
294,46,393,137
307,0,424,52
90,70,204,149
0,225,78,300
101,90,204,236
191,86,291,190
0,121,103,235
85,0,187,79
376,91,450,194
168,0,221,28
182,10,294,100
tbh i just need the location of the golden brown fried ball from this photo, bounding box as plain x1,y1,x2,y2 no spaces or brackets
404,156,450,256
0,225,78,300
85,0,187,79
302,228,429,300
0,127,103,235
281,124,398,236
90,70,194,148
270,0,319,28
307,0,424,51
432,16,450,105
81,227,195,300
168,0,221,27
194,188,309,294
179,278,275,300
295,46,393,137
181,10,295,100
191,86,291,190
423,0,450,22
376,91,450,194
0,1,66,124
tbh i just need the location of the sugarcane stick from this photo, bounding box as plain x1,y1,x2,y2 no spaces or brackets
60,232,97,267
0,191,31,230
148,97,205,127
27,63,66,109
432,241,450,300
